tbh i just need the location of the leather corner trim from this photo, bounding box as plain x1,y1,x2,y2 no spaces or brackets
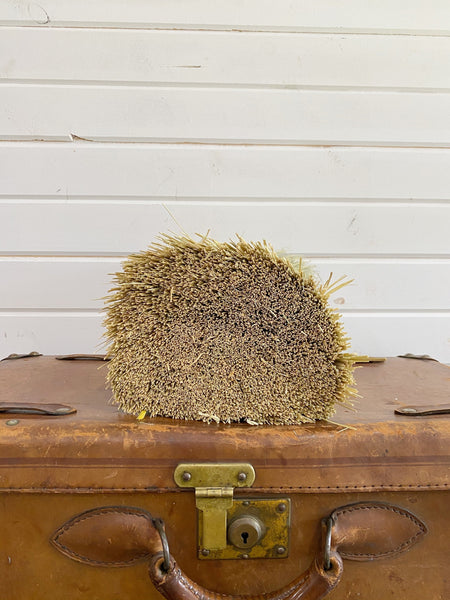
331,502,427,561
51,506,161,567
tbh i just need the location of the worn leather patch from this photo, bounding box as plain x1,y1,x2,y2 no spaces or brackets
51,506,163,567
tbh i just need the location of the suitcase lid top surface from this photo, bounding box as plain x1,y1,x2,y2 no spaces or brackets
0,355,448,493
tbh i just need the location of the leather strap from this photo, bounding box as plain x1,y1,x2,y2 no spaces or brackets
395,404,450,417
397,353,437,362
0,402,76,416
1,352,42,361
51,502,427,600
55,354,109,361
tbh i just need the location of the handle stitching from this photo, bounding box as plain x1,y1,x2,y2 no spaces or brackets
333,504,426,559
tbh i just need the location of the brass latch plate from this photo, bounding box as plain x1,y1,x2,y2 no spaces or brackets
199,498,291,560
174,463,256,551
174,463,255,489
174,463,290,559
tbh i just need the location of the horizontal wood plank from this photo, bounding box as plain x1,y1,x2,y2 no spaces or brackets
0,313,107,357
1,144,450,200
1,201,449,255
0,258,448,311
2,28,450,90
2,7,449,363
1,1,449,34
1,313,448,363
2,85,450,147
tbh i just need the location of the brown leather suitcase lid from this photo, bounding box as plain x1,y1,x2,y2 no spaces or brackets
0,356,449,493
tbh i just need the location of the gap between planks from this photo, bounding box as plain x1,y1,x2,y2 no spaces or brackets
1,23,450,36
2,80,450,93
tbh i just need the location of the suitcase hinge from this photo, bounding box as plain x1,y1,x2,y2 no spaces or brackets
174,463,255,551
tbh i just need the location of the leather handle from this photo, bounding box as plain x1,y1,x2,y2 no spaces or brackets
150,550,342,600
51,502,427,600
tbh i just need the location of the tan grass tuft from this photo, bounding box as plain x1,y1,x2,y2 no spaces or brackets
104,234,358,425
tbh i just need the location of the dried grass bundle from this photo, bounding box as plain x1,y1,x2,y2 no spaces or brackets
104,235,358,425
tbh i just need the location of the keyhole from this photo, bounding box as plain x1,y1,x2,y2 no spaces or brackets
241,531,249,545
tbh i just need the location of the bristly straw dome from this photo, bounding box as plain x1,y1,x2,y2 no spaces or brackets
104,234,358,425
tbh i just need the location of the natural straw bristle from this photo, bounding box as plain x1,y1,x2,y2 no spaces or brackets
104,234,359,425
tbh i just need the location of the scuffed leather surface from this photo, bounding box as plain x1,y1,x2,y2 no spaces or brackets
1,491,448,599
48,501,428,600
0,356,449,493
0,356,448,599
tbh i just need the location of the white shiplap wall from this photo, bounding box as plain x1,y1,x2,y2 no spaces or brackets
0,2,449,361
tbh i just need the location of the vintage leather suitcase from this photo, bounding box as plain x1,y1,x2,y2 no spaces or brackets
0,354,449,599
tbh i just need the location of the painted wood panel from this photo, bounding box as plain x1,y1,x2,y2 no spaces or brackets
2,86,450,147
0,258,448,311
2,28,450,90
1,9,449,364
1,313,448,362
1,201,449,256
1,1,449,34
2,144,450,200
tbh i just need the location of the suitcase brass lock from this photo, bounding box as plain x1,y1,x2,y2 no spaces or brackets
174,463,290,560
227,514,265,548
